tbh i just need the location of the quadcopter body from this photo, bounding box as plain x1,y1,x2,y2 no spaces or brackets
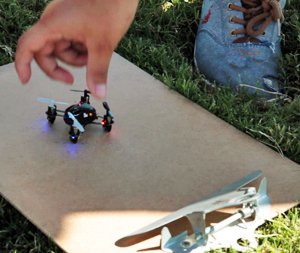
39,89,114,143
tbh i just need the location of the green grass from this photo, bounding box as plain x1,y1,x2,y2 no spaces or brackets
0,0,299,252
0,198,61,253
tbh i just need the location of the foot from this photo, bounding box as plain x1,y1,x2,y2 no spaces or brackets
194,0,286,98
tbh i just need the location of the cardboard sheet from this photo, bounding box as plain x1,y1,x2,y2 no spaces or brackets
0,53,299,253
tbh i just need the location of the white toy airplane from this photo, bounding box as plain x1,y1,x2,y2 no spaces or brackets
116,170,271,253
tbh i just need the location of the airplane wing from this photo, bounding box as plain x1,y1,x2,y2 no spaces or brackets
116,170,263,246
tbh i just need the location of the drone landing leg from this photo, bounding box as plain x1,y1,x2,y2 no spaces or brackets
69,126,80,144
46,105,57,124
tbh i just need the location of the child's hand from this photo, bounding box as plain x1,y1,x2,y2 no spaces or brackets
15,0,139,98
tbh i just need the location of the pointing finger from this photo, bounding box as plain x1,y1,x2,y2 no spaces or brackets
86,41,113,99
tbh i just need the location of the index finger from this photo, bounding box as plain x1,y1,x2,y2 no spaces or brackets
15,23,62,84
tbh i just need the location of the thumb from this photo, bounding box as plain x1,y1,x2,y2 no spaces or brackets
86,42,113,99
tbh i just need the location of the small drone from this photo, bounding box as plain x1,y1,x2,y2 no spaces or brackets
37,89,114,143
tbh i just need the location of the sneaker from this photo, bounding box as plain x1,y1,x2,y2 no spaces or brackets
194,0,286,98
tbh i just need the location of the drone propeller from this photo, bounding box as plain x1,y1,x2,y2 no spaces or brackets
37,97,69,108
102,101,110,111
102,102,114,118
67,112,85,133
70,89,91,94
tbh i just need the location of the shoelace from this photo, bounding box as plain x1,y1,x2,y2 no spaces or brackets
229,0,284,43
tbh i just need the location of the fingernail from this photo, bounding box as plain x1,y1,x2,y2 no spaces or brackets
95,84,106,98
